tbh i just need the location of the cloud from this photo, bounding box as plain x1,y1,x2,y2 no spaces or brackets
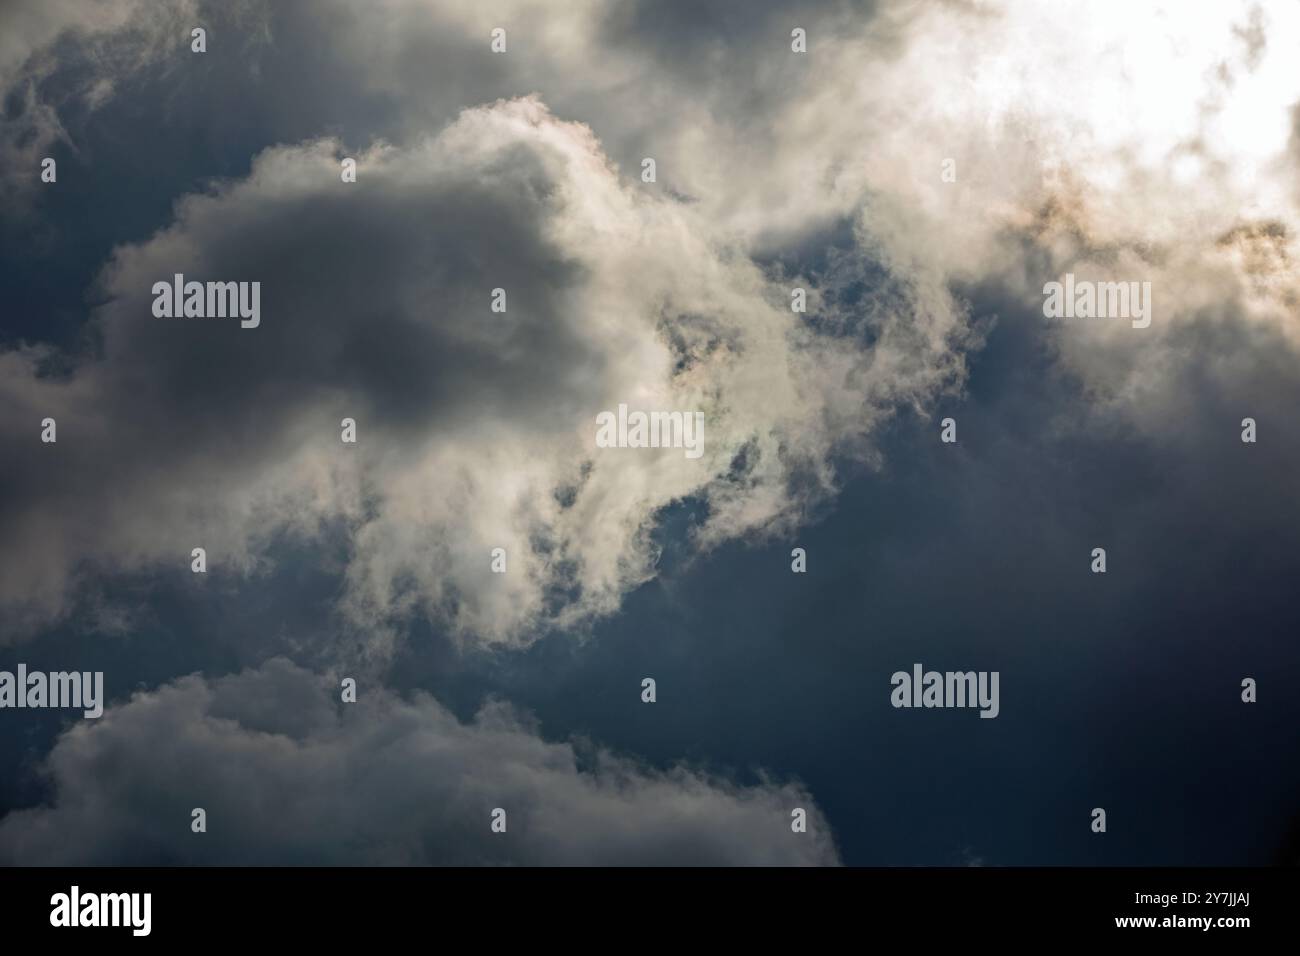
1,93,967,650
7,0,1299,653
0,0,207,205
0,657,839,865
795,0,1300,415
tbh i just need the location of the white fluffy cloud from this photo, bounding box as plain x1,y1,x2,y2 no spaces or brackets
0,658,839,865
846,1,1300,429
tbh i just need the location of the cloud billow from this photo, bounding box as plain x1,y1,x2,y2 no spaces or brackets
2,94,958,652
0,658,839,865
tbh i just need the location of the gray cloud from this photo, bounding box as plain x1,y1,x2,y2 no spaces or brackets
0,0,207,206
0,657,839,865
3,0,1300,871
1,91,966,653
5,0,1298,652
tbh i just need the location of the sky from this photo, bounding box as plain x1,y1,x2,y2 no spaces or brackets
0,0,1298,866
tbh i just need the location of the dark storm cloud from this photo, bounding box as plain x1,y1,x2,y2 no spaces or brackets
0,118,614,636
100,149,595,435
0,657,839,865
